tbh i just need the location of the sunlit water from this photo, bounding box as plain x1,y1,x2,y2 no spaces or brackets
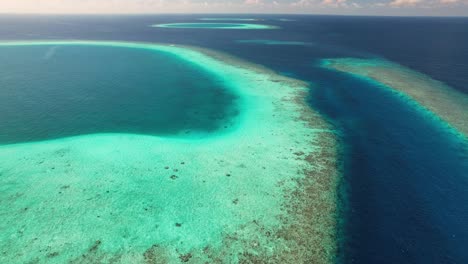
0,14,467,263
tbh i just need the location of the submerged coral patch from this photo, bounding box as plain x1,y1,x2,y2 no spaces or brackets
0,41,339,263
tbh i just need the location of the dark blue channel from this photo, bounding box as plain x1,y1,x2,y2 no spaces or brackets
308,67,468,263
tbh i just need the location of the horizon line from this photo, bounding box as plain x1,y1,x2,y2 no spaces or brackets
0,12,467,18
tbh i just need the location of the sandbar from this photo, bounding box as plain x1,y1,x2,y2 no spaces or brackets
322,58,468,139
152,23,277,29
198,18,259,21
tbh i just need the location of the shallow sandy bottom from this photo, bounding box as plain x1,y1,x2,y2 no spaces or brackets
0,41,339,263
151,23,277,29
198,18,259,21
322,58,468,139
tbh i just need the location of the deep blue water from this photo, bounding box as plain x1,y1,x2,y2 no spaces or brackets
0,14,467,263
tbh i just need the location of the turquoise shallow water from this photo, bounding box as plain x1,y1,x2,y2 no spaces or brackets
198,18,259,21
1,15,468,264
153,23,277,29
0,44,238,144
0,41,338,263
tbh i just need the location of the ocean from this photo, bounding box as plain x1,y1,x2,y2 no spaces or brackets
0,14,467,263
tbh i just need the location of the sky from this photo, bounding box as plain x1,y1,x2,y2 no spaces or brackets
0,0,467,16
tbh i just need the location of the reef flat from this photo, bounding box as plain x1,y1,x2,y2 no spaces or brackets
198,18,259,21
322,58,468,138
152,23,277,29
0,41,339,263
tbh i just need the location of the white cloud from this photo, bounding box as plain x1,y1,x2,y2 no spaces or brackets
0,0,466,15
290,0,313,6
388,0,468,7
389,0,422,7
439,0,458,3
321,0,347,7
244,0,263,4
